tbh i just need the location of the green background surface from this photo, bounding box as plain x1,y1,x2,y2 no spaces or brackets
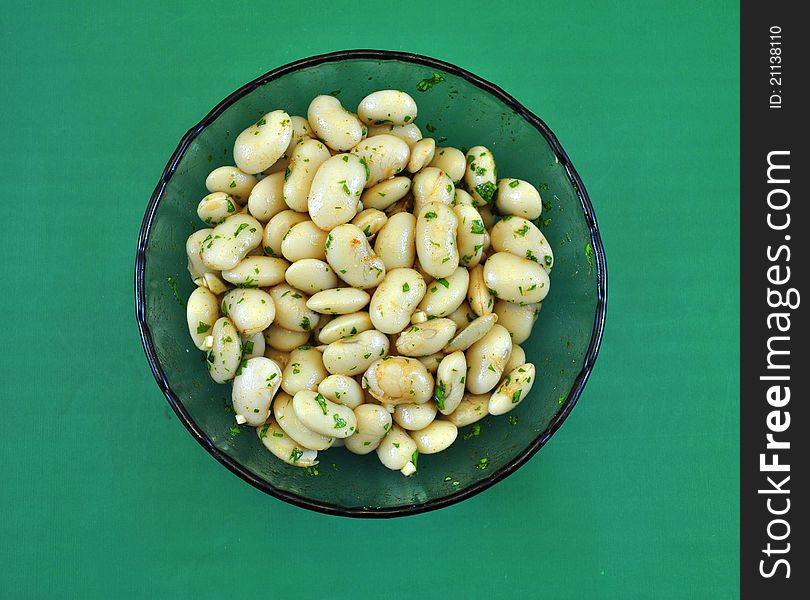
0,0,739,598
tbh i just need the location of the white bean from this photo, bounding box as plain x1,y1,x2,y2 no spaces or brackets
494,300,540,344
434,351,466,414
307,153,366,229
454,204,487,267
429,147,466,183
206,317,242,383
321,330,389,376
231,357,282,426
318,311,373,344
273,392,333,451
307,95,366,151
376,424,418,474
262,324,310,352
282,346,328,396
281,220,328,262
415,201,459,279
362,356,434,405
361,176,411,210
393,400,437,431
418,266,469,317
325,224,386,289
446,300,477,331
283,138,332,212
488,363,536,416
222,256,288,288
396,319,456,356
483,252,550,304
351,208,387,238
496,179,543,220
257,420,318,467
463,146,497,205
412,167,454,213
417,352,445,374
357,90,418,126
467,264,494,316
263,347,291,370
490,216,554,272
443,393,488,427
205,165,257,203
268,284,320,333
369,268,426,334
233,110,293,174
240,331,265,359
412,420,458,454
344,404,392,454
262,210,308,258
374,212,416,270
465,324,512,394
186,287,219,350
407,138,435,173
317,374,364,409
284,258,339,294
452,188,474,207
307,287,371,315
292,390,357,438
199,214,263,271
247,172,287,223
504,344,526,373
351,134,410,187
366,122,422,147
444,313,498,353
221,288,275,337
197,192,238,225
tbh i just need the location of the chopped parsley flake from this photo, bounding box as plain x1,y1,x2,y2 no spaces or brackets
508,180,520,188
424,211,438,221
333,414,347,429
196,321,211,334
416,72,445,92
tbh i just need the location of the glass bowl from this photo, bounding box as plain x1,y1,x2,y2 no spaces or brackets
135,50,607,517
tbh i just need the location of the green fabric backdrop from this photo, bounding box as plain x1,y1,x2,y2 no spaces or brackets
0,0,739,597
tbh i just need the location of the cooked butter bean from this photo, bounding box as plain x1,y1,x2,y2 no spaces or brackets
186,287,219,350
318,311,373,344
283,138,332,212
221,288,275,337
412,167,454,213
317,374,364,409
446,300,477,330
263,347,290,370
496,179,543,220
504,344,526,373
322,329,389,376
374,212,416,270
307,153,366,229
222,256,288,288
325,224,386,289
357,90,418,126
273,392,333,451
464,146,497,205
361,176,411,210
282,346,328,396
488,363,536,416
434,351,466,414
257,419,318,467
307,95,366,151
186,229,214,285
206,318,242,384
247,172,287,223
263,155,290,176
467,264,494,316
366,122,422,147
369,268,426,334
344,404,392,454
417,352,445,374
376,424,418,474
231,357,282,426
465,324,512,394
234,110,293,174
483,252,550,304
407,138,435,173
205,165,258,203
281,220,328,262
430,147,466,183
292,390,357,438
284,258,339,294
351,208,387,239
240,331,265,359
262,324,310,352
444,313,497,353
384,195,414,216
454,204,487,267
491,216,554,272
418,266,468,317
197,192,238,225
199,214,263,271
452,188,474,207
415,202,459,279
307,287,371,314
494,300,540,344
412,420,458,454
262,210,308,258
362,356,434,405
350,134,410,187
394,401,437,430
396,318,456,356
268,284,320,333
443,392,488,427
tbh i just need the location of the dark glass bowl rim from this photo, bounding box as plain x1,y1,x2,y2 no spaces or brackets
134,49,608,518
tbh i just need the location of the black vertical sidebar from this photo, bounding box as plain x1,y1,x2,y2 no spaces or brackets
740,1,806,598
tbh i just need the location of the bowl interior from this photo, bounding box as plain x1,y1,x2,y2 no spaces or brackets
139,54,602,514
